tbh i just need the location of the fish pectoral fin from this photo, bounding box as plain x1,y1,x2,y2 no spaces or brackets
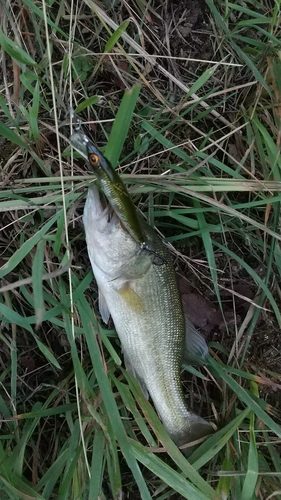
117,282,145,313
98,289,111,324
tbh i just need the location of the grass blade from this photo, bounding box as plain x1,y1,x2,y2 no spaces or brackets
0,211,61,279
89,431,106,500
0,121,28,150
130,440,216,500
241,410,259,500
32,239,45,327
209,358,281,438
104,20,130,53
77,296,152,500
105,84,141,166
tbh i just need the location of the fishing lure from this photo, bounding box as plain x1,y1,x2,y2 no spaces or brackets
70,116,165,265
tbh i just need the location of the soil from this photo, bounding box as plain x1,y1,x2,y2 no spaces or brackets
163,0,211,57
159,0,213,75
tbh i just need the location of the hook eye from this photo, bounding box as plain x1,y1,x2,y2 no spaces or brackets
140,243,166,266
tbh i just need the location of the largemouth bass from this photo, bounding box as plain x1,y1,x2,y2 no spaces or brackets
70,127,215,450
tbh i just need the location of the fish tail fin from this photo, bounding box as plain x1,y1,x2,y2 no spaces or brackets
171,415,216,456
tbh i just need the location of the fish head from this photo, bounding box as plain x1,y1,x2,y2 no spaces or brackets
83,186,153,280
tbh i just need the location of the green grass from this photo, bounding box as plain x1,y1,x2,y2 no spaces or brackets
0,0,281,498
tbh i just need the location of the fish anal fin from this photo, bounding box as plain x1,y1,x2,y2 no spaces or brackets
182,316,209,366
123,352,149,399
117,282,145,313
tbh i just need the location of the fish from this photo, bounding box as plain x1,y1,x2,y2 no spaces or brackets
70,128,215,451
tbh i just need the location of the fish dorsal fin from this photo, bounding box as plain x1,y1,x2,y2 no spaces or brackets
99,289,111,324
117,282,145,313
182,316,209,366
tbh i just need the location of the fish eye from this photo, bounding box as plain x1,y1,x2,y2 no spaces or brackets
89,153,99,166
